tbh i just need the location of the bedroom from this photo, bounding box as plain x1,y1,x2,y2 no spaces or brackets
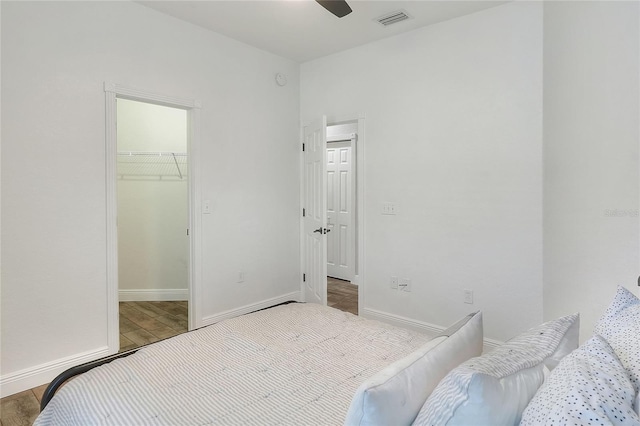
1,0,639,421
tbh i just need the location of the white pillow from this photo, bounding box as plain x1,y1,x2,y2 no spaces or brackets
344,311,483,426
520,335,640,426
412,313,579,426
594,286,640,399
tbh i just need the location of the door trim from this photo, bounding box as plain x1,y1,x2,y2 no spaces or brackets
104,82,202,355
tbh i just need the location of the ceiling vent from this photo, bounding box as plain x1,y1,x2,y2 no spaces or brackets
375,10,412,27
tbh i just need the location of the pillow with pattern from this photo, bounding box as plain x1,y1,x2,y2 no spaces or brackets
594,285,640,408
412,313,579,426
520,334,640,426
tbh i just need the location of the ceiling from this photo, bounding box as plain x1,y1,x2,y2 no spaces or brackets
138,1,509,63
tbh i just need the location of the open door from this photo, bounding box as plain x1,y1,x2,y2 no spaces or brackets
303,117,328,305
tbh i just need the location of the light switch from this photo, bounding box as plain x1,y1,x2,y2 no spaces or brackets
382,202,397,215
203,200,211,214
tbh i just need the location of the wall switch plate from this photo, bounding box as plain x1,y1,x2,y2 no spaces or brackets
203,200,212,214
382,202,397,215
464,289,473,304
238,271,245,283
390,276,399,289
399,278,412,292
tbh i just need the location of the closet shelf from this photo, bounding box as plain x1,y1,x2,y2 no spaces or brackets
117,151,188,180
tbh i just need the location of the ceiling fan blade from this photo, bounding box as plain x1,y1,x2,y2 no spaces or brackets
315,0,352,18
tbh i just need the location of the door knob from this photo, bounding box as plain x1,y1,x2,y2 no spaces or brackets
313,227,323,233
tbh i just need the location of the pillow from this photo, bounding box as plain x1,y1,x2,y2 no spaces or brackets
594,286,640,398
343,311,483,426
520,335,640,426
413,313,579,426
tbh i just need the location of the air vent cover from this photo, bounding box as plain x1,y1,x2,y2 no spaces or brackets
375,10,411,26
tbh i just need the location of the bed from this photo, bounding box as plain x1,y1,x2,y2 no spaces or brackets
35,303,484,425
36,285,640,425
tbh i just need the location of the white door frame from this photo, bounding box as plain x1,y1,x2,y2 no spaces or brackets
300,113,365,314
104,82,202,355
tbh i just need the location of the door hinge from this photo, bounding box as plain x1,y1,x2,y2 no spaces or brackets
302,208,306,217
303,273,306,282
302,143,305,152
186,228,189,236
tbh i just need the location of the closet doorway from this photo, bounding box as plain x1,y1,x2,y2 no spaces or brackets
116,99,190,352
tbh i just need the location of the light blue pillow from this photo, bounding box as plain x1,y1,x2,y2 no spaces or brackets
412,313,579,426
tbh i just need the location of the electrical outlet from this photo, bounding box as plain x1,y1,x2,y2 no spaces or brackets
203,200,212,214
464,289,473,304
399,278,412,292
390,276,399,289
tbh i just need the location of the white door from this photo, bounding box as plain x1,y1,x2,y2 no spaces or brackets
326,140,355,281
303,117,327,305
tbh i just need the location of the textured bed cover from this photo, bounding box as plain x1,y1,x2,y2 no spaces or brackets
35,303,432,425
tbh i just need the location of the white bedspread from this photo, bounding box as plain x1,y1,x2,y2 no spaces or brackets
35,303,432,425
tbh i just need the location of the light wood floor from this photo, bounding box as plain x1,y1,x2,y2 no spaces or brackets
0,283,358,426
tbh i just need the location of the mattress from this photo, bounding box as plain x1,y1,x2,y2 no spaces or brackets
35,303,433,425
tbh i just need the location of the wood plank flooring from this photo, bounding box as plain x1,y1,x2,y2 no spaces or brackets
327,277,358,315
0,384,47,426
0,283,358,425
119,301,188,352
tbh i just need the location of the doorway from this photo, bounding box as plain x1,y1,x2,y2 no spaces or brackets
301,115,364,315
105,82,202,355
116,99,189,351
326,125,358,315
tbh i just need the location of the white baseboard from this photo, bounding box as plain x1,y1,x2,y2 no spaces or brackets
0,346,111,398
202,291,301,327
361,307,502,353
119,289,188,302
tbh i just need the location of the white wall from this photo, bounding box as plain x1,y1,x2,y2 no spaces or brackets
301,2,544,342
117,99,188,299
1,1,300,396
327,123,358,139
543,1,640,341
